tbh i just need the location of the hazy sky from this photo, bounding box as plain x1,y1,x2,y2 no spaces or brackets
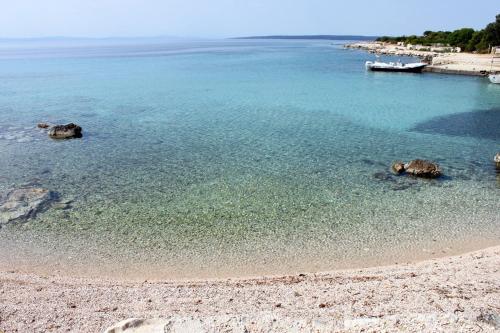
1,0,499,38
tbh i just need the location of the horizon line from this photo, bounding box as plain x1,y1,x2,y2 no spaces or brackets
0,34,381,42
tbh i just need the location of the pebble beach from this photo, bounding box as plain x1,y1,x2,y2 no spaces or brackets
1,246,499,332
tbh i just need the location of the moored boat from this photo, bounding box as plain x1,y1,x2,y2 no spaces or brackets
489,73,500,84
488,49,500,83
365,60,427,73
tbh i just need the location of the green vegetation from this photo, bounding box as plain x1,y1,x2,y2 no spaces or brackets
377,14,500,53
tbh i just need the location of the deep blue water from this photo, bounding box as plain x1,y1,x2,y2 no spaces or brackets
0,39,498,279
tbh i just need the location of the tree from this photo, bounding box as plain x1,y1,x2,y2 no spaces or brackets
465,31,484,52
375,14,500,53
479,14,500,52
448,28,474,49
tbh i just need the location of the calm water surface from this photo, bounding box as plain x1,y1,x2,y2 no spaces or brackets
0,39,498,279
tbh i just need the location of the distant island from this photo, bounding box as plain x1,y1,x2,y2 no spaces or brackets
377,14,500,53
234,35,377,41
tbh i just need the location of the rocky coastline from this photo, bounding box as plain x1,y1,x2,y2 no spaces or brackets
345,41,500,76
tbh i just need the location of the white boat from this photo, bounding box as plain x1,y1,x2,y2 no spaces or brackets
488,48,500,83
365,60,427,73
489,73,500,84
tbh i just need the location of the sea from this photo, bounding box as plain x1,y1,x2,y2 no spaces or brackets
0,38,498,279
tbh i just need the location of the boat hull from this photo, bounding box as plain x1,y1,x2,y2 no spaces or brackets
368,65,426,73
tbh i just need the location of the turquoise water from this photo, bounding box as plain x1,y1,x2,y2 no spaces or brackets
0,40,499,279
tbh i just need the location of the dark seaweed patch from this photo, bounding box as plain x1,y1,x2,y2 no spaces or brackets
411,109,500,140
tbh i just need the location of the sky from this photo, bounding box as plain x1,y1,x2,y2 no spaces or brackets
0,0,499,39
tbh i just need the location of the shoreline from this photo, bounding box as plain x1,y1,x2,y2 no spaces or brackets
1,230,498,282
1,245,499,332
345,41,500,76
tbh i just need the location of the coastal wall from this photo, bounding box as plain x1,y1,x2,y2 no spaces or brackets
423,66,487,76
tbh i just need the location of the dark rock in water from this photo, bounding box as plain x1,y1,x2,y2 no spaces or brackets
391,162,405,174
0,187,56,225
392,183,412,191
374,170,418,191
21,178,43,187
361,159,386,167
48,123,82,139
361,158,375,165
37,122,50,129
495,153,500,168
40,168,51,175
373,171,395,182
454,174,471,181
404,159,441,178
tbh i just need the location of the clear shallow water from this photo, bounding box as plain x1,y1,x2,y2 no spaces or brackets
0,39,498,279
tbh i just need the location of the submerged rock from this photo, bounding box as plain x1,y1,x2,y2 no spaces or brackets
391,183,413,191
373,169,419,191
495,153,500,167
404,159,441,178
37,122,50,129
0,187,56,225
373,171,394,182
391,162,405,174
48,123,82,139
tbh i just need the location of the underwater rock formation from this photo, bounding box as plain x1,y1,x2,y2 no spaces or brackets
0,187,56,225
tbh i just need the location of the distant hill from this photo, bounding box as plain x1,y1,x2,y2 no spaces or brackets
234,35,378,41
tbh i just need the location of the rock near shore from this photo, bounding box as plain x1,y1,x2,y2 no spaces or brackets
391,162,406,174
0,187,56,226
404,159,442,178
48,123,82,139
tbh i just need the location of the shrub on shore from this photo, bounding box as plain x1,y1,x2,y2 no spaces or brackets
377,14,500,53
